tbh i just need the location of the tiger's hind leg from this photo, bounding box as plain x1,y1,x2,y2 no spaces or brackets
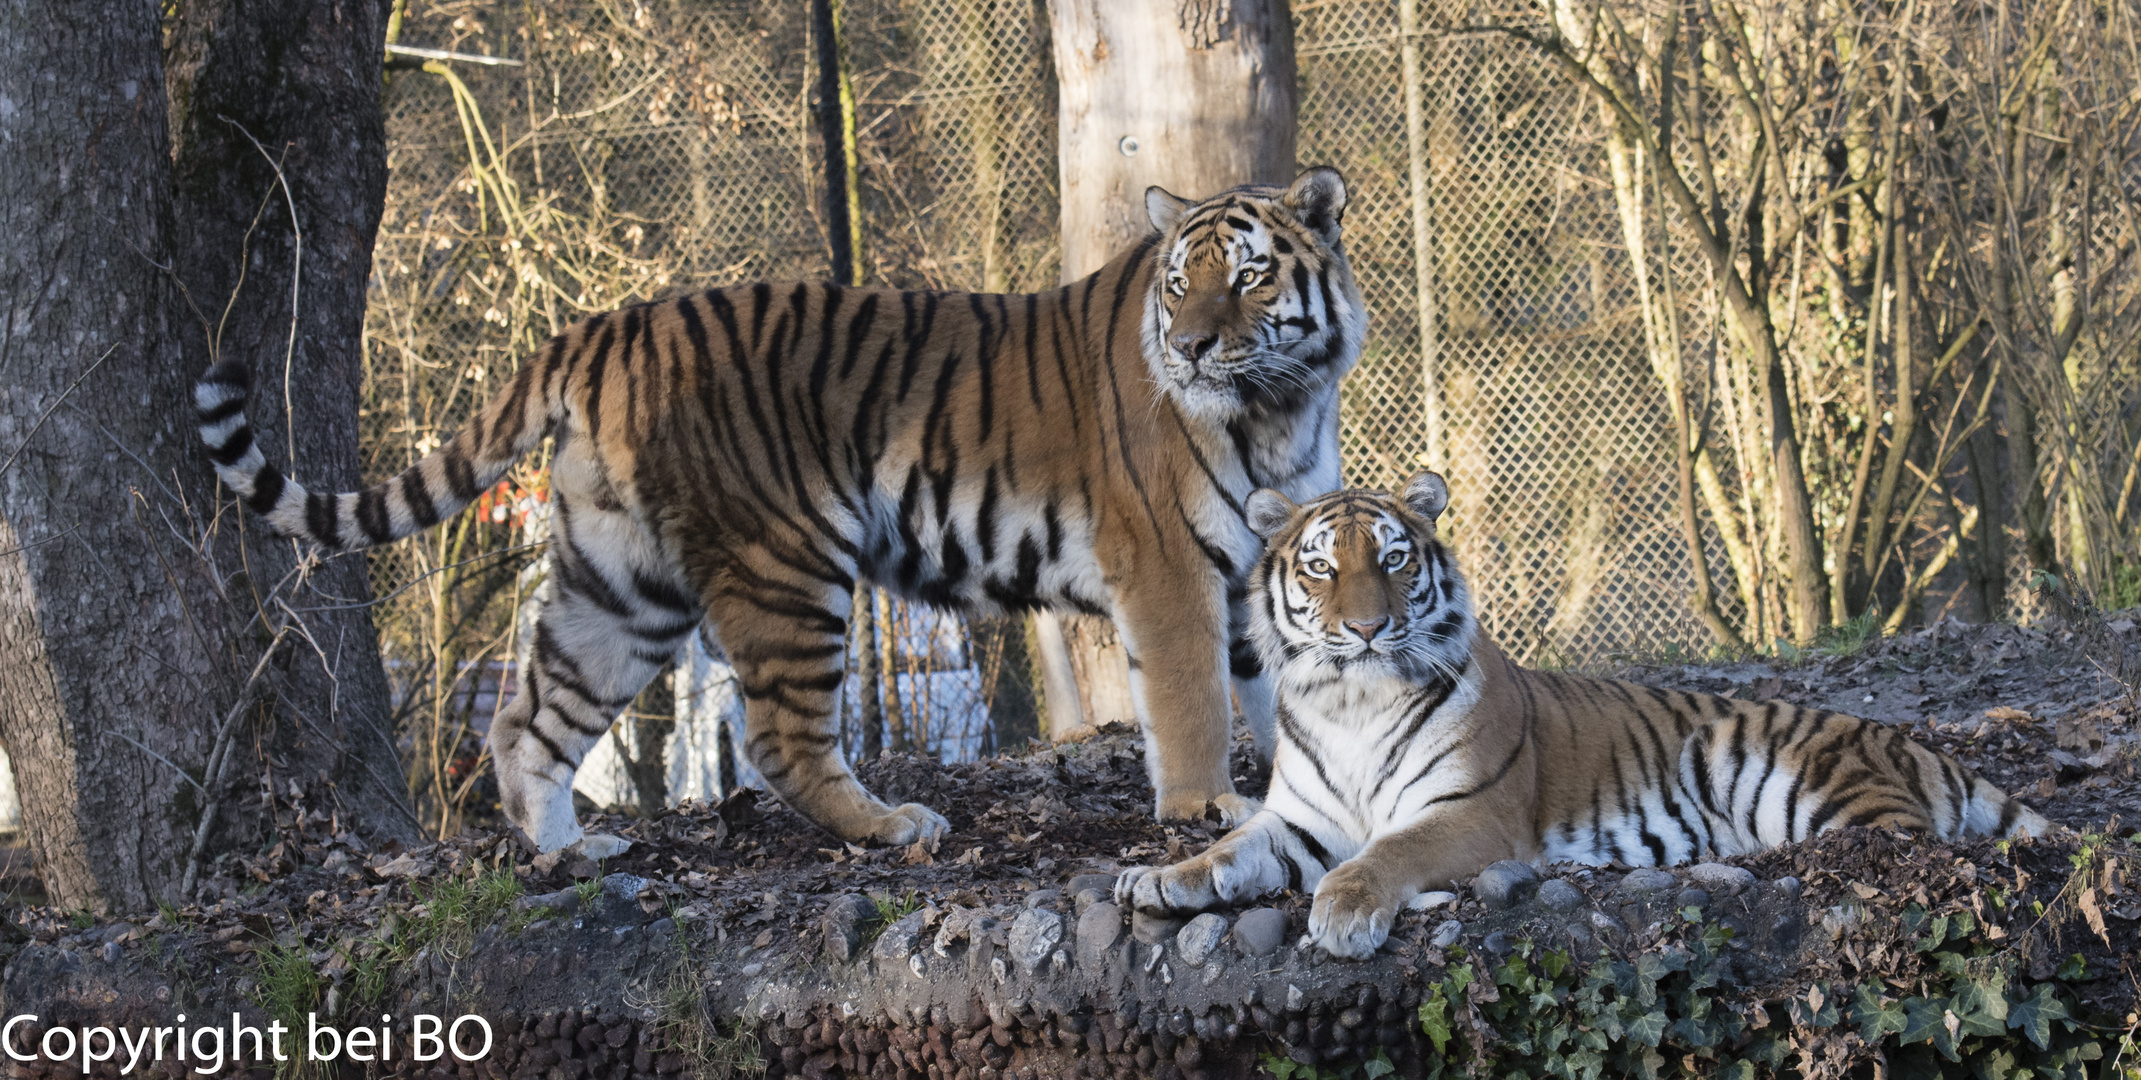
707,551,949,846
492,478,703,853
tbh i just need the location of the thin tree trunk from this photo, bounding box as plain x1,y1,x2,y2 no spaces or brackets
162,0,416,847
1045,0,1297,733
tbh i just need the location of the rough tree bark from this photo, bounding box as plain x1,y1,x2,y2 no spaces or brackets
0,0,412,913
1040,0,1297,737
161,0,416,848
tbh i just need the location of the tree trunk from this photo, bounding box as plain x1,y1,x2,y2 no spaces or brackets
162,0,417,845
0,0,411,913
1052,0,1297,278
0,0,216,913
1043,0,1297,739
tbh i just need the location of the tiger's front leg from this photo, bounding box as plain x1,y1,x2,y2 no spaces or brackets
1115,571,1257,826
1115,810,1321,914
1308,816,1531,959
708,555,948,846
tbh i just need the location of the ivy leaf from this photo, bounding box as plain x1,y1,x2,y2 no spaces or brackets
1362,1048,1396,1079
2007,983,2070,1050
2054,954,2088,981
1419,989,1454,1055
1627,1008,1669,1047
1850,982,1908,1042
1790,983,1840,1029
1260,1053,1300,1079
1899,997,1950,1045
1950,969,2009,1036
1714,1060,1756,1080
1915,914,1951,952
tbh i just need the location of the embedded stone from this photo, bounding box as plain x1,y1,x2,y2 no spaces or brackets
1689,863,1756,896
1675,887,1711,911
1429,920,1463,948
1406,890,1457,912
1008,908,1064,974
1536,879,1585,912
1131,908,1184,944
1025,889,1061,909
1480,930,1516,957
1617,868,1678,894
1473,860,1542,909
1589,910,1628,937
1231,907,1288,957
1073,889,1108,916
1066,873,1118,897
1175,913,1228,967
1774,876,1803,899
872,911,926,963
1076,902,1123,969
820,894,878,963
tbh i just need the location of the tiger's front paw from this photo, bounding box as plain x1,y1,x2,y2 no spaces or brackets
862,802,951,847
1307,864,1399,960
1114,861,1220,914
1156,790,1260,827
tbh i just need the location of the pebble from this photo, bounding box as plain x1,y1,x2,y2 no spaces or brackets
1076,902,1123,968
1073,888,1108,917
741,961,764,977
1589,910,1628,937
1406,890,1457,912
1429,919,1463,948
1131,908,1184,945
1025,889,1061,909
1175,913,1228,967
1617,868,1678,894
1689,862,1756,896
1480,930,1516,957
1231,907,1288,957
600,872,648,901
1008,908,1064,974
1675,887,1711,911
1473,860,1542,909
100,940,121,964
1066,872,1118,897
1774,876,1803,899
1536,879,1585,912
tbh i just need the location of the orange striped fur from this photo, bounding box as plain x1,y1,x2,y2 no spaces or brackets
1121,473,2052,957
197,169,1367,852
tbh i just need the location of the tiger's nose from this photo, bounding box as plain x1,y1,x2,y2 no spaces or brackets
1345,617,1389,642
1171,332,1218,365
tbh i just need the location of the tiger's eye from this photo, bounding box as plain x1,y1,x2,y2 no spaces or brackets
1383,551,1407,569
1305,558,1333,576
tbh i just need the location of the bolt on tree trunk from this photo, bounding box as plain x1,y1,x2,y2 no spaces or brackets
1042,0,1298,738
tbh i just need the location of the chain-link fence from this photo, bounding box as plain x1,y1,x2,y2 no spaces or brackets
366,0,2141,822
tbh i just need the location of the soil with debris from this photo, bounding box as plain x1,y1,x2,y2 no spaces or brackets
1,615,2136,1079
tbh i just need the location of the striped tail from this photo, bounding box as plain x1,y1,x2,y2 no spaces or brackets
194,360,555,550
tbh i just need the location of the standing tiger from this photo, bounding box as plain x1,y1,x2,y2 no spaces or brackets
1117,472,2053,958
195,168,1364,854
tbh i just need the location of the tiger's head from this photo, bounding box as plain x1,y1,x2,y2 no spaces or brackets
1141,167,1366,421
1245,471,1475,688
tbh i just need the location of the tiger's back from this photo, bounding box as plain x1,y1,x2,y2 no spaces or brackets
1514,664,2052,866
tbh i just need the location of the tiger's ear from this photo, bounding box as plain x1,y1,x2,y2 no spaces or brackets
1146,186,1194,235
1401,471,1449,523
1284,167,1348,242
1245,489,1299,539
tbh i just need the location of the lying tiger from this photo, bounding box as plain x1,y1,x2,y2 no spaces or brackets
1117,472,2054,958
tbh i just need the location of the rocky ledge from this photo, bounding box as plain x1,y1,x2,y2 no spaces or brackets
4,617,2138,1078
